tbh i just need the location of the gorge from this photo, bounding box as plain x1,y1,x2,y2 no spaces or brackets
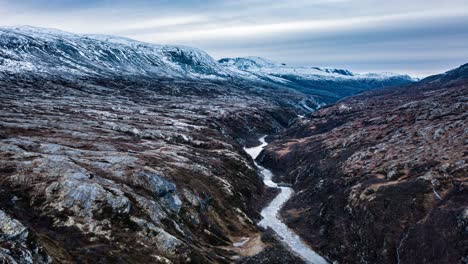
0,26,466,264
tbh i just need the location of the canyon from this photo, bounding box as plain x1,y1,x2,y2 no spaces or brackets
0,26,466,264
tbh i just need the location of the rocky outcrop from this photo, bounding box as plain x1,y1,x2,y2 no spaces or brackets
260,64,468,263
0,209,50,263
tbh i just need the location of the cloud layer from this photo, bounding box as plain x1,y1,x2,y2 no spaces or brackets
1,0,467,76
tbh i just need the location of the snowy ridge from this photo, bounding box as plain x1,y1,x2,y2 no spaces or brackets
218,56,414,81
0,26,414,82
0,26,230,79
218,56,280,69
218,56,415,104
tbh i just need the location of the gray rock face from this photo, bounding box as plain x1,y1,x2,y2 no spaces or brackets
0,210,28,240
46,179,132,217
0,210,50,264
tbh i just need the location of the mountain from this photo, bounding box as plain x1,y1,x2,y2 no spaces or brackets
258,63,468,263
0,26,414,110
0,26,232,79
219,56,415,104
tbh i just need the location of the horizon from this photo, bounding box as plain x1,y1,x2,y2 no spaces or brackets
1,0,468,77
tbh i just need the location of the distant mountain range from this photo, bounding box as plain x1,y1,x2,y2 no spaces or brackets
0,26,415,108
218,56,415,104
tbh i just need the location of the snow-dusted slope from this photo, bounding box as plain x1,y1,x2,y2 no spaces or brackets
219,57,415,103
219,56,412,81
0,26,230,79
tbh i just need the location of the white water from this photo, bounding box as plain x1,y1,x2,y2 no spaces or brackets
244,136,328,264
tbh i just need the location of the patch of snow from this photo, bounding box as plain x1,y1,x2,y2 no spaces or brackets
233,237,250,247
338,104,352,111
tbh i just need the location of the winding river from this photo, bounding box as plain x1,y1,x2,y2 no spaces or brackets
244,136,328,264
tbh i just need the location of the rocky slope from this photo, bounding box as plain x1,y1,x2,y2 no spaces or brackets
0,72,307,263
259,63,468,263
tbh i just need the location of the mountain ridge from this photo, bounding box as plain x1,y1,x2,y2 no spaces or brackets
0,26,415,108
218,56,414,79
218,56,415,104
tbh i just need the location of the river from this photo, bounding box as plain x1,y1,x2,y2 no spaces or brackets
244,136,328,264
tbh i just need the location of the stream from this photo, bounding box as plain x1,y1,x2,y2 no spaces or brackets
244,136,328,264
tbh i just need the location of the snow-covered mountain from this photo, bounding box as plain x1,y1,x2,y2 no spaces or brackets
219,56,411,80
0,26,230,79
0,26,415,107
219,57,415,103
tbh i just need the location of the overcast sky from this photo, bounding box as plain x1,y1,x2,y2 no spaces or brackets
1,0,468,77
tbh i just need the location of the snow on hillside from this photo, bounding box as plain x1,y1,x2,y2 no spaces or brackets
218,56,416,104
218,57,415,82
0,26,230,79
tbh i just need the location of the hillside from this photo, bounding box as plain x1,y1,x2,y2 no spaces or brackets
259,63,468,263
219,56,414,105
